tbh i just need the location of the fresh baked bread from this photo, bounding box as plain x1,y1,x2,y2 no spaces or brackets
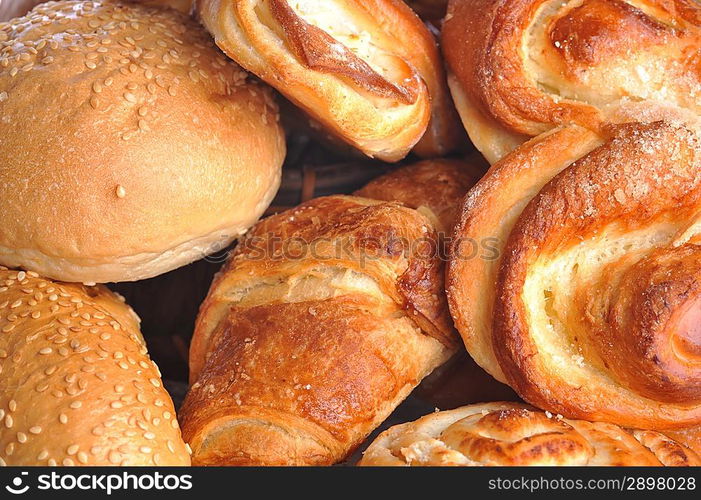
180,161,480,465
359,402,701,466
0,267,190,466
195,0,461,160
0,0,285,284
443,0,701,163
448,121,701,429
354,158,486,234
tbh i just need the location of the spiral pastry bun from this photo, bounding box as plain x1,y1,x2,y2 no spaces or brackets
443,0,701,163
195,0,461,161
359,402,701,466
448,120,701,429
0,1,285,284
0,267,190,466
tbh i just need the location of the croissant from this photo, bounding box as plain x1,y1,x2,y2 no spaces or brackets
359,402,701,466
180,161,477,465
0,267,190,466
195,0,462,160
448,121,701,430
443,0,701,163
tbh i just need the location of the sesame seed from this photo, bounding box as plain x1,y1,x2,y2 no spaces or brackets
39,347,52,355
59,413,68,424
67,444,79,455
29,426,42,434
116,185,126,198
17,432,26,443
8,400,16,412
37,450,48,460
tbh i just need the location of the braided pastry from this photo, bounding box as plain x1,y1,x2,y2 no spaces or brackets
448,121,701,429
359,402,701,466
443,0,701,162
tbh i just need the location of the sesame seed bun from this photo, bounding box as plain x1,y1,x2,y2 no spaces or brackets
0,266,191,466
0,0,285,283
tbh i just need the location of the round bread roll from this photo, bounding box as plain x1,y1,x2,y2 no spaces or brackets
0,0,285,283
359,402,701,466
0,267,190,466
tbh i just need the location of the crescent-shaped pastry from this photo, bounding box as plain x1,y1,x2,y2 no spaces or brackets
359,402,701,466
448,120,701,429
443,0,701,163
196,0,461,160
180,161,479,465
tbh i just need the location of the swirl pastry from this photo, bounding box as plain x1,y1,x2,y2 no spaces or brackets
359,402,701,466
443,0,701,163
0,267,190,466
180,161,477,465
196,0,461,160
448,121,701,429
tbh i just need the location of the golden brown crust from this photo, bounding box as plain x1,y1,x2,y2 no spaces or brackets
448,126,604,382
0,267,190,466
354,158,486,233
0,1,284,283
359,402,701,466
196,0,457,160
183,187,462,465
182,296,448,465
443,0,701,162
450,120,701,429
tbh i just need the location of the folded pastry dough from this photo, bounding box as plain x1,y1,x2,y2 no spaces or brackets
448,121,701,429
196,0,461,160
443,0,701,162
360,402,701,466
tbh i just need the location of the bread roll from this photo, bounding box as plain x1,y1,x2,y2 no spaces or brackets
0,267,190,466
180,161,479,465
196,0,460,161
443,0,701,163
0,0,285,283
359,402,701,466
448,121,701,429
